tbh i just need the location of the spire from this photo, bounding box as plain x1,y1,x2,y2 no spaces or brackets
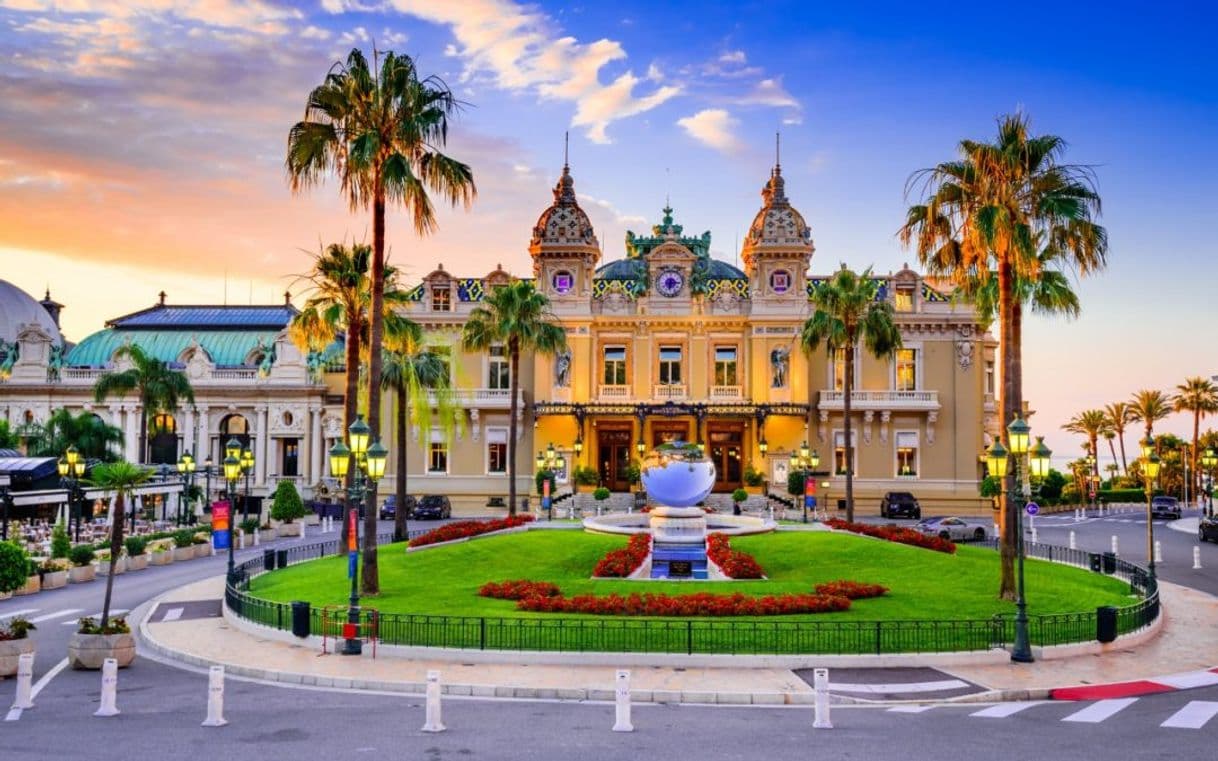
775,131,781,172
563,131,569,170
552,134,577,205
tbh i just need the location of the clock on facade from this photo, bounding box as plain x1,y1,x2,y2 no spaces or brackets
656,269,685,297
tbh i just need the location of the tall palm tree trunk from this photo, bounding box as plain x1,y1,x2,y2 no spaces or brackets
339,315,361,558
507,339,520,517
997,261,1017,600
363,191,387,595
843,344,855,522
101,492,125,631
1193,412,1202,501
1107,438,1118,476
1118,431,1129,475
138,407,148,465
394,383,409,542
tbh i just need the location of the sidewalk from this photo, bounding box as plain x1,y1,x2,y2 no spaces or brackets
138,576,1218,705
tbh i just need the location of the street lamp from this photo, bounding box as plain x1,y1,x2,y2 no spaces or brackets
759,439,768,456
1140,435,1156,460
201,456,214,525
176,451,196,526
240,446,254,525
1201,447,1217,517
789,442,821,523
989,415,1040,664
223,453,242,582
58,444,87,541
573,437,583,460
1143,450,1161,581
329,415,382,657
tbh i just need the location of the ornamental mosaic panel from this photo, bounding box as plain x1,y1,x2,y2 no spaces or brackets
457,279,485,302
592,279,644,300
806,278,889,302
921,282,950,303
404,284,424,302
704,279,750,300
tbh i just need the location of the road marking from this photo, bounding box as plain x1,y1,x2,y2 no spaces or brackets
970,701,1048,718
1161,701,1218,729
64,609,128,625
1061,698,1138,723
830,679,970,694
887,705,936,713
0,608,40,619
30,657,69,700
30,608,82,623
1156,671,1218,689
161,607,184,622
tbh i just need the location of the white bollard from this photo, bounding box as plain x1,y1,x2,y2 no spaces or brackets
94,658,120,717
812,667,832,729
1029,515,1035,533
1154,540,1163,564
1194,546,1203,570
1069,530,1076,550
300,521,306,540
201,665,228,727
12,652,35,709
238,530,245,549
422,670,445,733
253,529,260,546
612,669,633,732
1030,527,1038,544
993,523,1000,537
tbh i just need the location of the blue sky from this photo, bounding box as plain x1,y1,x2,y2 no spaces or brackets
1,0,1216,462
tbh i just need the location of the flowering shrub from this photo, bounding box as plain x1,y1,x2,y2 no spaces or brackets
516,591,852,617
593,534,651,577
813,580,889,599
705,533,765,579
825,519,956,554
479,579,561,600
408,515,534,548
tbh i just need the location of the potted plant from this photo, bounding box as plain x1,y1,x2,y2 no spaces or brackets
572,465,598,493
239,517,260,544
149,542,173,566
50,521,71,561
270,479,306,537
67,545,96,583
258,520,277,544
0,617,36,678
96,547,127,576
743,465,766,494
40,557,69,589
731,487,749,515
592,486,611,513
172,529,197,562
124,536,149,571
71,460,150,669
15,558,41,595
192,532,212,558
0,541,30,600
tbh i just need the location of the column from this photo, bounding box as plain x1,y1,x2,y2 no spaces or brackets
124,405,140,462
310,406,323,483
196,405,210,464
183,407,195,457
255,405,268,486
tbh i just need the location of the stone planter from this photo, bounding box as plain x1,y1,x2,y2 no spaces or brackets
149,551,173,566
0,638,36,678
68,565,96,584
172,546,195,562
126,554,149,571
97,557,127,576
304,513,320,526
0,591,9,601
67,632,136,670
14,575,41,596
277,522,301,538
41,570,68,590
258,528,277,543
194,543,212,558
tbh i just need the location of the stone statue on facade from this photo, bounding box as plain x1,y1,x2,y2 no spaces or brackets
0,339,16,378
770,346,790,388
554,351,571,387
47,341,65,381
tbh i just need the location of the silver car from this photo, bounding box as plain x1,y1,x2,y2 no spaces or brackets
915,516,990,542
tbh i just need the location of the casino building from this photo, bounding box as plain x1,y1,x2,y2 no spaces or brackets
0,155,998,515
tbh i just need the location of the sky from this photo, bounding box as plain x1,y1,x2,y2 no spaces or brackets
1,0,1216,467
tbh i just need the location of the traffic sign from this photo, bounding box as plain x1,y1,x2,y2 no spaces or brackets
1026,502,1039,516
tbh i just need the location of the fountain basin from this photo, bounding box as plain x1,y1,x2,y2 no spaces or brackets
582,511,774,537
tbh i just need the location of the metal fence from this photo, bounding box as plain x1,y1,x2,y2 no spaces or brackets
224,528,1160,656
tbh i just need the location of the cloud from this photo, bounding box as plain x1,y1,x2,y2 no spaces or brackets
676,108,744,154
719,50,746,64
737,77,800,108
301,25,331,40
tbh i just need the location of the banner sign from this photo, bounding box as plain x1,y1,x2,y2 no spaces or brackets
212,501,231,550
347,508,358,552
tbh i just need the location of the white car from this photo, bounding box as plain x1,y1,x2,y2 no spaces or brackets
915,516,990,542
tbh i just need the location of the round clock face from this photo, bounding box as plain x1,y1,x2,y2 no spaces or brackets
656,269,685,297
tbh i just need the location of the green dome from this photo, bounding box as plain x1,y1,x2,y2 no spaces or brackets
595,258,646,279
66,329,278,368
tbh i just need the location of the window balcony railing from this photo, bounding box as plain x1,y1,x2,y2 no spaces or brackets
818,389,940,411
653,383,688,400
422,388,524,408
598,384,632,400
709,385,743,400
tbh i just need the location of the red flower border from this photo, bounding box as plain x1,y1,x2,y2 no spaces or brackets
515,591,852,617
593,533,651,577
479,579,561,600
408,515,534,548
706,533,765,579
814,579,889,599
825,519,956,554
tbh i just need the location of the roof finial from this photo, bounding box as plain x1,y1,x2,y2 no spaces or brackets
158,290,166,306
775,131,782,174
563,131,569,169
284,290,291,305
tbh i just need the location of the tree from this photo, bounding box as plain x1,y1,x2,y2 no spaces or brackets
269,480,307,523
899,113,1107,600
381,316,453,543
1062,409,1108,483
800,265,901,522
1173,376,1218,498
462,280,566,516
1129,389,1171,447
0,420,18,449
1104,401,1133,475
85,461,152,630
92,344,194,465
30,408,124,461
287,48,476,583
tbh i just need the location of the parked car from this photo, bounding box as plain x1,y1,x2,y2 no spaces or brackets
412,495,452,520
915,516,990,542
880,491,921,519
378,495,416,520
1199,513,1218,543
1150,496,1182,520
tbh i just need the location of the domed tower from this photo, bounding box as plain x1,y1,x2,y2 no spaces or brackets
740,154,814,309
529,157,600,301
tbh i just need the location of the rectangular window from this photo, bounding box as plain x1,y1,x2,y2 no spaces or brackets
488,345,510,389
896,348,917,391
431,286,451,312
430,345,452,384
428,441,448,473
281,438,299,477
603,346,627,385
833,348,847,391
985,360,996,395
487,428,507,474
894,287,914,312
834,431,857,476
714,346,738,386
896,431,919,477
659,345,683,385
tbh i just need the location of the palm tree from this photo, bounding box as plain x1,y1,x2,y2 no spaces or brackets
32,409,124,461
85,461,152,630
0,420,18,449
1129,389,1171,447
1173,376,1218,497
1104,402,1134,475
1062,409,1107,484
381,315,453,543
286,46,476,545
462,280,566,516
800,266,902,522
899,113,1107,600
92,344,194,465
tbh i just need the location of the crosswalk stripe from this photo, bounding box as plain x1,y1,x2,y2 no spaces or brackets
30,608,82,623
64,609,128,625
0,608,40,619
970,701,1048,718
1061,698,1138,723
830,679,970,694
1156,671,1218,689
1161,701,1218,729
161,607,184,622
887,705,936,713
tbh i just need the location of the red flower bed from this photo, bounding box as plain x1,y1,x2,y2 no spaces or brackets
515,591,852,617
593,533,651,577
825,519,956,554
705,533,765,579
408,515,534,548
479,579,561,600
814,580,889,599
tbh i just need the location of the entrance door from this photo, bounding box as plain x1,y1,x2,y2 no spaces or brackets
597,426,632,492
651,421,690,447
707,424,744,492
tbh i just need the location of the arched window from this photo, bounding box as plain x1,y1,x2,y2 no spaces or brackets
149,413,178,465
219,414,251,456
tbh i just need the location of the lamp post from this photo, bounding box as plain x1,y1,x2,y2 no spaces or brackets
1085,450,1097,512
329,415,383,657
202,456,214,524
223,452,242,583
788,441,820,523
240,446,254,525
0,476,12,542
536,443,560,520
1201,447,1216,517
1143,446,1161,581
176,451,196,526
58,444,88,541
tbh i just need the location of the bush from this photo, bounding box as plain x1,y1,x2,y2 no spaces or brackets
731,487,748,503
239,518,261,535
478,580,561,600
625,460,642,486
0,541,30,594
825,519,956,554
787,469,808,496
68,544,96,567
743,465,765,487
593,486,611,501
1099,488,1151,504
270,479,306,523
77,616,129,635
813,580,889,599
0,617,35,641
573,465,599,487
408,515,534,548
51,522,71,559
172,529,197,548
535,469,557,496
123,536,147,557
